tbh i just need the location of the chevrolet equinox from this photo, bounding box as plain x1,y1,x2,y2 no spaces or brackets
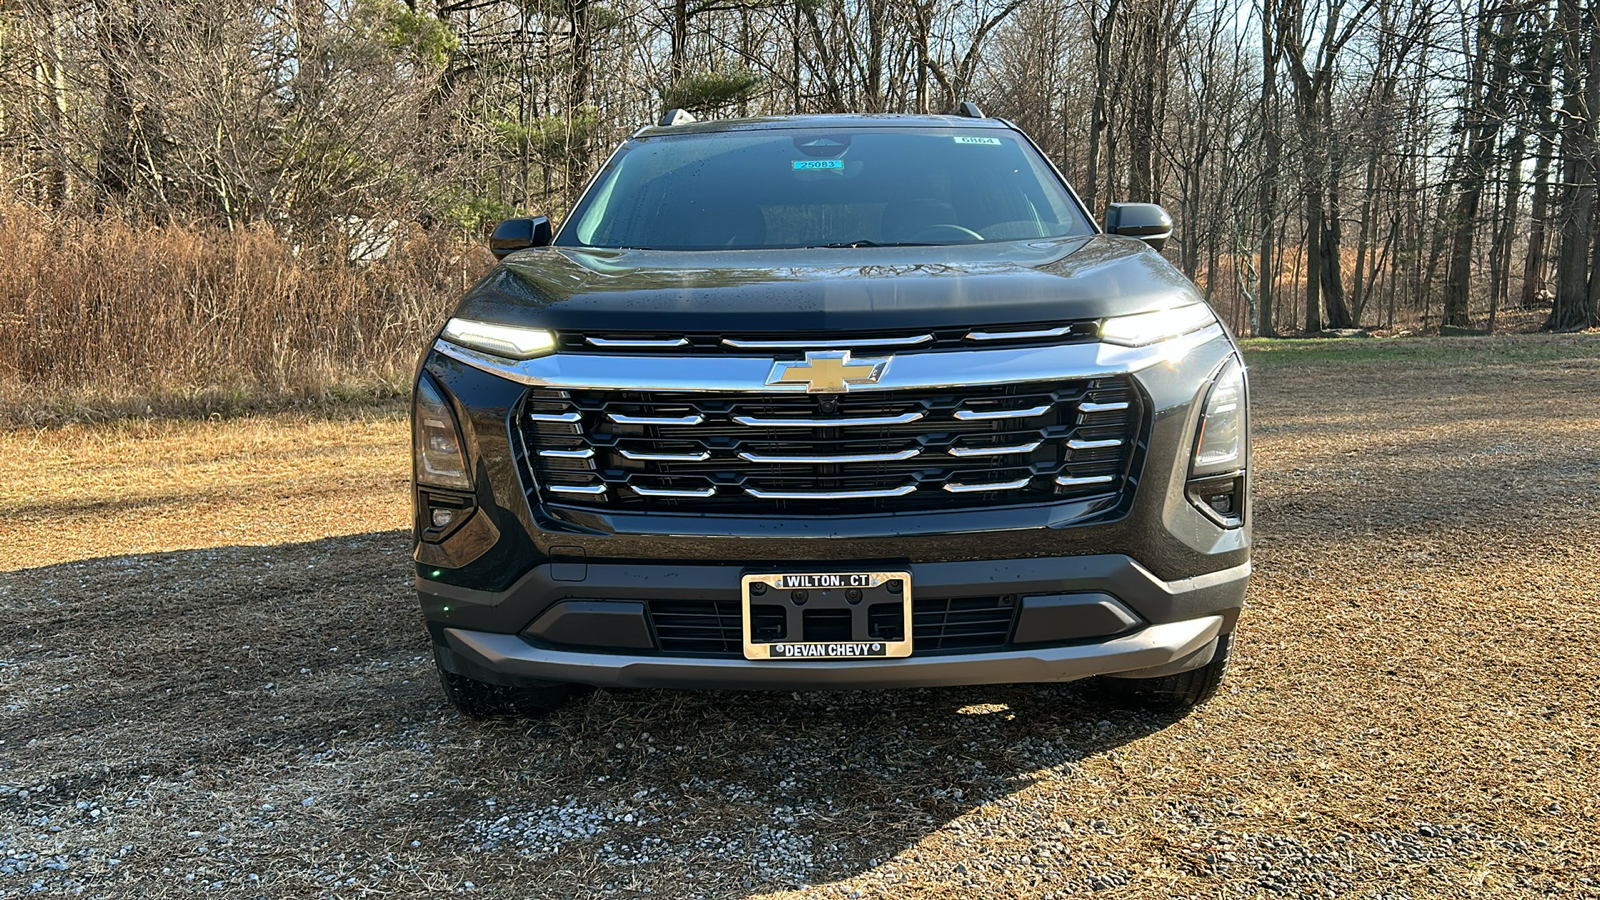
412,106,1250,716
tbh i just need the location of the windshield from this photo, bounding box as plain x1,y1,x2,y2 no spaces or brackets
556,127,1094,251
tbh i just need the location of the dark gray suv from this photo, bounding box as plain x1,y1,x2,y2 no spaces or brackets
412,108,1250,716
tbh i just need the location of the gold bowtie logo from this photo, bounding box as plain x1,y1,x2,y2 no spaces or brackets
766,351,890,393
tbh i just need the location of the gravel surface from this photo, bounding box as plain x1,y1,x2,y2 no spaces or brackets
1,335,1597,898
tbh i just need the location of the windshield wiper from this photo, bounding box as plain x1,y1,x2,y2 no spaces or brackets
813,240,936,248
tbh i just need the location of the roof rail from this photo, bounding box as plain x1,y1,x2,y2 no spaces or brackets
948,101,986,119
658,108,696,127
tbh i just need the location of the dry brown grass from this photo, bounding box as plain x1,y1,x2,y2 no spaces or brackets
0,199,490,423
1,335,1598,899
0,404,410,569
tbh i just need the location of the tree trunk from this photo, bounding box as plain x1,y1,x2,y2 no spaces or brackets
1321,103,1354,329
1305,190,1323,333
1489,127,1526,332
95,0,136,207
1126,3,1159,201
1256,0,1279,337
1084,0,1121,215
1588,0,1600,317
1550,0,1596,329
24,0,71,207
864,0,884,112
1441,1,1520,329
1350,138,1379,324
1520,20,1559,310
670,0,688,85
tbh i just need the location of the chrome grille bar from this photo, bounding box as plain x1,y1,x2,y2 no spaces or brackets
965,326,1074,341
619,448,712,462
952,404,1052,421
528,411,581,423
737,448,921,464
438,322,1226,390
1056,474,1115,487
722,334,933,349
548,483,607,495
537,448,594,459
631,484,718,498
1067,438,1123,450
586,336,689,348
744,484,918,500
732,412,924,428
609,412,705,426
942,477,1033,493
1080,400,1131,413
947,441,1042,457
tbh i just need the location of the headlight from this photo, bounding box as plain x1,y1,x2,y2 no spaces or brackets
1192,356,1246,476
440,317,556,360
414,374,472,490
1099,303,1217,347
1186,356,1247,527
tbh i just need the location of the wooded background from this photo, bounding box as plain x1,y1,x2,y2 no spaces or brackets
1,0,1597,342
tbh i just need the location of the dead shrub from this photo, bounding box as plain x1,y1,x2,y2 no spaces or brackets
0,199,490,420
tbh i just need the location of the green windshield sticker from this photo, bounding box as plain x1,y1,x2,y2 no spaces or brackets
953,136,1003,146
792,159,844,170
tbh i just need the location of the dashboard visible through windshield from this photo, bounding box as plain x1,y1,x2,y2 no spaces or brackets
556,128,1095,251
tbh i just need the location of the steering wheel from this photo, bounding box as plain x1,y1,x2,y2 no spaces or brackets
909,223,985,243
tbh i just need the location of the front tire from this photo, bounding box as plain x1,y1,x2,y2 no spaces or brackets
434,648,577,718
1097,632,1233,709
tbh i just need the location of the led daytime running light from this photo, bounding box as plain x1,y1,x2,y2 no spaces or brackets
1099,304,1217,347
441,317,557,360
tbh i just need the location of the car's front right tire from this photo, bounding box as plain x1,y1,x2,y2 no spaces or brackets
1095,631,1233,709
433,647,577,718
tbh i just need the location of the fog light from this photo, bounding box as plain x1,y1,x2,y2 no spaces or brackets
1205,490,1236,516
1186,473,1245,528
419,490,474,542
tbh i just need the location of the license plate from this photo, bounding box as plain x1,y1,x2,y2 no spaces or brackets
740,571,913,661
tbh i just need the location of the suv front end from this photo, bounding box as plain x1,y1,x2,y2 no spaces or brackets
411,113,1250,715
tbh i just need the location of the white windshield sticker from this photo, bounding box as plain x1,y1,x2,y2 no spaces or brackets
953,136,1003,146
792,159,844,170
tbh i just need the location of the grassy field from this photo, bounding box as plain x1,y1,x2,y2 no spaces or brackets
1,335,1597,898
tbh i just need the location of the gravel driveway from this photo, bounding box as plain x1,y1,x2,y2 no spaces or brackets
2,336,1597,898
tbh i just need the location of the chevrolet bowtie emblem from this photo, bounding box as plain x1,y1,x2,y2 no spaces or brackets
766,350,890,393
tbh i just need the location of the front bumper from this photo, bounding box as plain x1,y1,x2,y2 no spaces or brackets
423,553,1248,690
439,614,1225,690
415,321,1251,691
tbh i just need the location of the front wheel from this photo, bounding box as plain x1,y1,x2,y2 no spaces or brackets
434,647,578,718
1095,632,1233,709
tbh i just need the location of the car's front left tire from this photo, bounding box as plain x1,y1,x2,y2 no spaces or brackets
434,647,578,718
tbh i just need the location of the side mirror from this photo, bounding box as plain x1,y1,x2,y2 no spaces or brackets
489,216,553,260
1104,203,1172,251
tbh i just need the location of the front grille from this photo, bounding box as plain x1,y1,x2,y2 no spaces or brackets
647,596,1017,656
555,323,1101,355
647,600,786,655
516,377,1142,514
912,595,1016,651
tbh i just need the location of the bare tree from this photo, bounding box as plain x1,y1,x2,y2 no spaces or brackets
1549,0,1597,328
1441,0,1523,330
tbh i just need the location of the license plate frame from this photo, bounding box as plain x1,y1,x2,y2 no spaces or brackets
740,571,913,661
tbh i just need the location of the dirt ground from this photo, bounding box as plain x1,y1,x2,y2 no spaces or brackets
2,335,1597,899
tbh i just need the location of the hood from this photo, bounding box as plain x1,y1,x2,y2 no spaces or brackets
451,235,1205,334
